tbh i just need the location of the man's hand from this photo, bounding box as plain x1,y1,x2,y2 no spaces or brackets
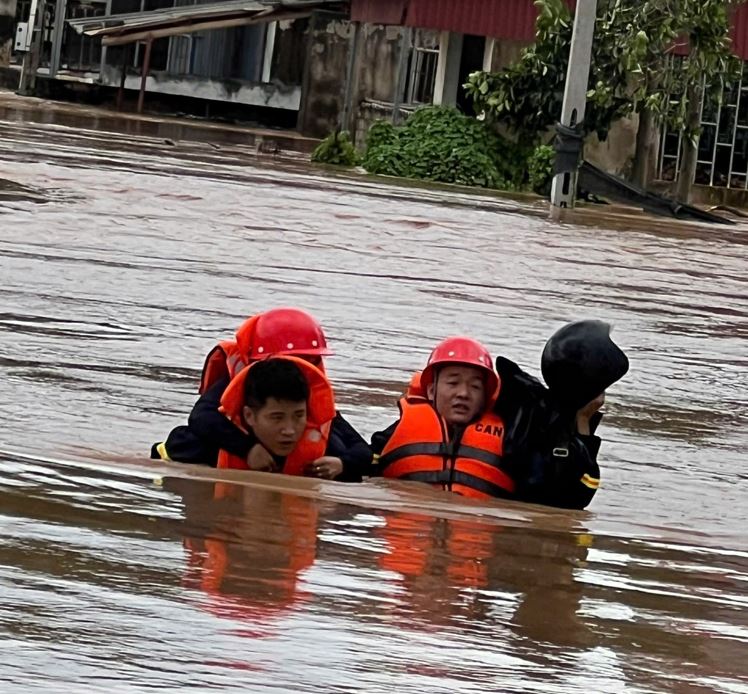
306,456,344,480
246,443,277,472
576,393,605,435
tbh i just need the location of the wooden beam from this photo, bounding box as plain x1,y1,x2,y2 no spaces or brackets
116,43,128,110
137,36,152,113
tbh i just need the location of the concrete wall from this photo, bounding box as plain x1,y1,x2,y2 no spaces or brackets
297,10,350,137
355,23,401,104
350,25,452,144
348,22,401,143
348,31,530,145
0,0,16,67
689,183,748,208
486,38,527,72
100,65,302,110
585,115,639,178
272,18,308,86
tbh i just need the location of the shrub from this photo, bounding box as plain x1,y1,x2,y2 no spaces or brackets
527,144,555,196
311,130,360,167
361,106,528,190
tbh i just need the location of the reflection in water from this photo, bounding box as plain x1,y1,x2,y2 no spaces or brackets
0,451,746,692
176,480,318,640
0,105,747,693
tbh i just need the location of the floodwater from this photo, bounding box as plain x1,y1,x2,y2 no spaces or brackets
0,95,747,693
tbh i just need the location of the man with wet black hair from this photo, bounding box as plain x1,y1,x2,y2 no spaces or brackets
495,320,629,510
240,359,311,466
151,308,372,481
214,356,346,480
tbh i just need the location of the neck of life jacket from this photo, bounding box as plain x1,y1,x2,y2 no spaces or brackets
215,356,336,475
379,396,514,500
199,313,264,395
200,339,249,394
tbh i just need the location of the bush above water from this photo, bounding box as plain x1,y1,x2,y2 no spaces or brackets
527,144,555,195
310,108,560,197
360,107,529,190
311,130,360,167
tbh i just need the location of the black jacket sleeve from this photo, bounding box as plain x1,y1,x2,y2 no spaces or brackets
187,377,256,459
495,357,602,510
325,412,373,482
369,420,399,476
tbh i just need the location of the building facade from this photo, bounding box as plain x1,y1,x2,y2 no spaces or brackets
348,0,748,202
6,0,748,201
4,0,348,134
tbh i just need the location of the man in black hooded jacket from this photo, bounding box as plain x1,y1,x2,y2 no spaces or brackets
495,320,629,510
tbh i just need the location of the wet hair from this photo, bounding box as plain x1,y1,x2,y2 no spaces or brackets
244,358,309,409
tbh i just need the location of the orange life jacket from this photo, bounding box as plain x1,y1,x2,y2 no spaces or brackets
380,397,514,500
199,315,261,394
215,356,336,475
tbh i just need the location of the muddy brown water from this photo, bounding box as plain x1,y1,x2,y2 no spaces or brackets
0,99,746,693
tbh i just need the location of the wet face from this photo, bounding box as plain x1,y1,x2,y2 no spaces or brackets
427,365,486,426
243,398,307,457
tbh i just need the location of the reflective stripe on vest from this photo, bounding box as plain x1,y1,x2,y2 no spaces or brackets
381,398,514,499
379,443,503,471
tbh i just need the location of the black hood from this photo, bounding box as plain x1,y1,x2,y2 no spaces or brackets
541,320,629,411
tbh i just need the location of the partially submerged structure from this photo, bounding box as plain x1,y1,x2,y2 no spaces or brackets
5,0,748,205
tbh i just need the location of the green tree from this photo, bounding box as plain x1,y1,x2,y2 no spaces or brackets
465,0,741,200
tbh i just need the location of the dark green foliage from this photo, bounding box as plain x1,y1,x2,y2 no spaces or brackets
361,107,529,190
311,130,360,167
365,120,399,151
527,144,556,196
465,0,740,145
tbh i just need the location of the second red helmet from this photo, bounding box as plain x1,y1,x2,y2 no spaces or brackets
420,336,499,399
245,307,333,361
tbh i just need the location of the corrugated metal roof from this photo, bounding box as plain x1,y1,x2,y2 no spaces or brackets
407,0,539,41
350,0,406,25
732,2,748,60
350,0,748,58
68,0,341,45
350,0,542,41
70,0,264,36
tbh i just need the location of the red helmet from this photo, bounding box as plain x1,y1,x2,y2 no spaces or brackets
420,336,499,401
247,307,333,360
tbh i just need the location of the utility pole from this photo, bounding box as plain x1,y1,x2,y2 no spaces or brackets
49,0,67,77
550,0,598,208
17,0,42,95
340,21,361,134
391,26,411,125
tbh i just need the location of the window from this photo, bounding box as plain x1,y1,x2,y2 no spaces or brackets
61,1,106,71
405,29,439,105
658,60,748,189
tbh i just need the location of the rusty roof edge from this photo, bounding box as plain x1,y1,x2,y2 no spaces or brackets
68,0,343,35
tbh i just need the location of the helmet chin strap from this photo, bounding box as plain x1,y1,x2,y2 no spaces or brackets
430,369,440,410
